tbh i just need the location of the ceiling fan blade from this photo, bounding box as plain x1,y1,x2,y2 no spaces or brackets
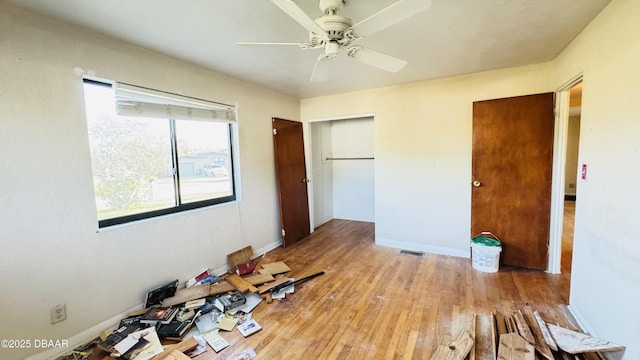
271,0,327,36
310,54,335,82
347,47,407,72
237,41,310,48
349,0,432,37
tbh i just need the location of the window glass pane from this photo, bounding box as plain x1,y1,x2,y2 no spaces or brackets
83,80,237,227
83,83,175,220
175,120,233,204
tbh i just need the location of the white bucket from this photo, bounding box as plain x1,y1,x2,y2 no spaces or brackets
471,242,502,273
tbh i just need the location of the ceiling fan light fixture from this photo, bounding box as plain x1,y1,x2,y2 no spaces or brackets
319,0,344,15
324,41,340,57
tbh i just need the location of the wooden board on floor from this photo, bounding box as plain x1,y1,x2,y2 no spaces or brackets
512,310,535,345
161,284,210,307
495,311,508,336
227,246,253,270
256,276,292,294
226,274,259,293
243,272,276,285
259,261,291,275
521,306,554,360
451,306,475,360
209,273,275,296
253,252,280,272
430,330,473,360
475,313,497,360
533,311,557,351
547,324,626,354
505,313,518,334
156,349,190,360
497,333,534,360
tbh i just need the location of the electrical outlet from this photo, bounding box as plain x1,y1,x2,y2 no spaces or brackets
50,304,66,324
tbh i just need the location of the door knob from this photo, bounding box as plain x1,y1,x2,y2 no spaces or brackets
473,180,481,187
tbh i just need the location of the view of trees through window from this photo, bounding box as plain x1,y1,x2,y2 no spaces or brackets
83,81,234,226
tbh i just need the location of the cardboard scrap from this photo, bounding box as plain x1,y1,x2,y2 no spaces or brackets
227,246,253,270
151,336,198,360
498,333,535,360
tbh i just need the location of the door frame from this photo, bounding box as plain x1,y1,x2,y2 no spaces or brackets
305,112,375,230
548,74,583,274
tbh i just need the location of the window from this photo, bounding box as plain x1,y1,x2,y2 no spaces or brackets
82,79,237,227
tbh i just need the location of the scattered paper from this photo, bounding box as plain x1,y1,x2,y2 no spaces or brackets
121,327,164,360
217,317,238,331
195,310,224,334
113,334,139,355
202,330,230,352
233,348,257,360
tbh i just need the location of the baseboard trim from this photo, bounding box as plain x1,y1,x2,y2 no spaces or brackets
27,239,283,360
252,240,283,260
567,303,593,334
375,237,470,258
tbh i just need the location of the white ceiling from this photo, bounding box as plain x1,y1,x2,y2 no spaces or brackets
5,0,610,99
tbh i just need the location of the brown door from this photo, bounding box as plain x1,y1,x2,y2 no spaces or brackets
471,93,555,270
272,118,311,247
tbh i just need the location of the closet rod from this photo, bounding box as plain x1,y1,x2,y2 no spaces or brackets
325,157,374,160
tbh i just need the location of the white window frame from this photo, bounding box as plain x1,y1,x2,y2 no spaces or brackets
83,79,239,228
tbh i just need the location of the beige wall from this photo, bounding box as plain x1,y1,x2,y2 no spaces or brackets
302,0,640,357
550,0,640,357
0,4,298,359
303,64,554,256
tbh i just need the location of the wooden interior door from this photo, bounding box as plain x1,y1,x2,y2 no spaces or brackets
272,118,310,247
471,93,555,270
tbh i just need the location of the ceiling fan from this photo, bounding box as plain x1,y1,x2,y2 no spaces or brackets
238,0,432,82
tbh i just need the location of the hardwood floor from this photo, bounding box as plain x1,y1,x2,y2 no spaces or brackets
193,219,572,360
561,200,576,273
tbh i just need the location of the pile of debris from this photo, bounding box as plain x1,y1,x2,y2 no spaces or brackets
59,246,323,360
430,306,624,360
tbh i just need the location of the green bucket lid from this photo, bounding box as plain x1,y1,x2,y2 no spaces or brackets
471,235,501,247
